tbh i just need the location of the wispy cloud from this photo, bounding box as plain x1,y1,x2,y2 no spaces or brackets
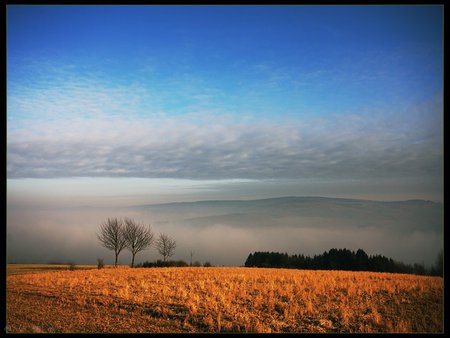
7,100,442,181
7,56,442,182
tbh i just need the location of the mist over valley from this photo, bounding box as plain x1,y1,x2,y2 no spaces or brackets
7,196,443,268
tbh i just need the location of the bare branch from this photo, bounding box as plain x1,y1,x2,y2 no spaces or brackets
123,217,154,267
156,232,176,262
97,217,126,266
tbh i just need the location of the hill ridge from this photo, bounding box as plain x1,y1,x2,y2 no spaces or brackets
132,195,440,208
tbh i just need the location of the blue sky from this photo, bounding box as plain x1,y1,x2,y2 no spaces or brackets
7,5,443,203
8,5,442,118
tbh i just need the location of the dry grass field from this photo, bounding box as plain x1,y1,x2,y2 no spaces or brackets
7,264,99,275
6,265,443,333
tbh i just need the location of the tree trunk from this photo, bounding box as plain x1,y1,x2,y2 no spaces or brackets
131,253,135,268
115,253,118,267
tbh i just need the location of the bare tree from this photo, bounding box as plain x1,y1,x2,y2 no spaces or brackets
123,217,154,267
97,217,127,266
156,233,176,262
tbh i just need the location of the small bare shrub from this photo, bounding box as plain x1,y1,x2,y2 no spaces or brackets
97,258,104,269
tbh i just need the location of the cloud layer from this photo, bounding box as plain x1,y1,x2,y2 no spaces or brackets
7,105,442,181
7,53,442,183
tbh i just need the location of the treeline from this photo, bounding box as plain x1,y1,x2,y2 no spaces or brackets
244,248,443,276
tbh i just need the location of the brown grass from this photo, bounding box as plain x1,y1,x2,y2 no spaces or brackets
6,266,443,333
7,264,99,275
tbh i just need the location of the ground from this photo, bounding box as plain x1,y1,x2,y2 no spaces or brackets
5,265,444,333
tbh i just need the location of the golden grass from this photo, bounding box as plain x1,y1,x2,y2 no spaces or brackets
7,263,99,275
6,266,443,333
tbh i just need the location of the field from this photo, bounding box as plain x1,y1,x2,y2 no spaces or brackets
7,264,99,275
6,265,443,333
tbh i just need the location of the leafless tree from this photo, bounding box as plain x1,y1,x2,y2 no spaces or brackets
156,232,176,262
123,217,154,267
97,217,127,266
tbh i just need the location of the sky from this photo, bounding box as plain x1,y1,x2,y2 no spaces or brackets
6,5,443,265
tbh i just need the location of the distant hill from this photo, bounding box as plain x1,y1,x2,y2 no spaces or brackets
132,196,443,234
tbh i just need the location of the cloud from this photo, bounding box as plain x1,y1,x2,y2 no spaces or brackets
7,59,442,182
7,105,442,181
